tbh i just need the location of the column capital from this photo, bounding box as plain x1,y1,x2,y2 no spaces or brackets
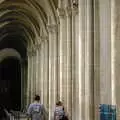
72,7,78,16
47,24,57,33
32,45,37,53
27,51,32,57
32,50,36,56
72,0,78,9
34,44,40,50
57,8,65,18
27,47,36,57
65,7,72,17
71,0,78,16
40,36,49,41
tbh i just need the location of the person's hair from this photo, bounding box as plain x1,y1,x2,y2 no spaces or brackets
34,95,40,101
56,101,62,106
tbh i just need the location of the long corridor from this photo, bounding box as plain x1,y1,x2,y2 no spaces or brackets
0,0,119,120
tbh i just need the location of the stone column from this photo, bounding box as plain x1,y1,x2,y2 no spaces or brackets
26,50,31,105
33,48,36,97
48,25,52,120
40,42,44,104
27,48,34,103
94,0,100,120
84,0,94,120
43,39,49,108
65,6,72,119
111,0,116,106
24,60,28,106
77,0,86,119
42,41,45,105
37,44,41,97
99,0,111,104
35,44,39,94
57,7,66,101
30,49,35,102
71,6,79,120
112,0,120,119
21,59,27,108
52,25,58,107
48,23,58,120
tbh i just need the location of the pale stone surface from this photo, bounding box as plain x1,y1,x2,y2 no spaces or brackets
99,0,111,104
40,42,44,104
84,0,94,120
113,0,120,119
111,0,116,106
2,0,120,120
93,0,100,120
43,40,49,109
63,6,73,120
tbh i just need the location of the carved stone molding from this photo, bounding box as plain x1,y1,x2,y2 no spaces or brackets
32,51,36,56
33,44,39,51
57,8,65,18
36,44,41,50
58,0,64,8
27,51,32,57
40,36,49,41
72,0,78,8
47,24,57,33
27,47,36,57
72,7,78,16
65,7,72,17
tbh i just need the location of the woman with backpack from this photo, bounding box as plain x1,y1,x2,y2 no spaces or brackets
54,101,69,120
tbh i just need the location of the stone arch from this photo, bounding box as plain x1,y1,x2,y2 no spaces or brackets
0,0,58,47
0,0,59,112
0,2,41,46
0,48,23,110
0,48,21,63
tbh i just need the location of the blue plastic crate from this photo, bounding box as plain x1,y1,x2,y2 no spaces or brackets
99,104,116,120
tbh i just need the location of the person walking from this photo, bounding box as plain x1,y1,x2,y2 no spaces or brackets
54,101,68,120
27,95,47,120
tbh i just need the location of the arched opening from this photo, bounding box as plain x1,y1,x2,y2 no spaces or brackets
0,57,21,111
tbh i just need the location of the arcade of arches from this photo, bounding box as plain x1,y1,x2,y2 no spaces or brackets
0,0,120,120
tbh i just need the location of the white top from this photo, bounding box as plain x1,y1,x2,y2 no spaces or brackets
27,102,44,120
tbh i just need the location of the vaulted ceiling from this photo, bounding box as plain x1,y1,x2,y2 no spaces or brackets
0,0,58,58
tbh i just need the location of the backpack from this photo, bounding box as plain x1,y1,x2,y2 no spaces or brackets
55,106,65,120
32,104,43,115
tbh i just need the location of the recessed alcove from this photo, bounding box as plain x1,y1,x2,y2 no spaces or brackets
0,57,21,111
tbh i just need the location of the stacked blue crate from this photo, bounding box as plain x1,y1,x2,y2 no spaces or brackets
99,104,116,120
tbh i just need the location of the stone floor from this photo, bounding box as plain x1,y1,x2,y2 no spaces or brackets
9,111,30,120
